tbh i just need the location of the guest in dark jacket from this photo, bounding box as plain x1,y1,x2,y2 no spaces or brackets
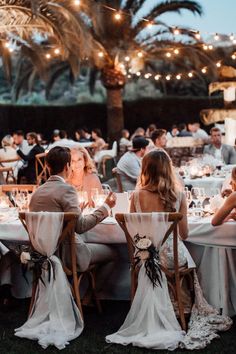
16,132,44,183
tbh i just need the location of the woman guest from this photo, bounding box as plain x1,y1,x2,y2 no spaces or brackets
91,129,106,155
212,167,236,225
0,135,22,179
67,146,102,204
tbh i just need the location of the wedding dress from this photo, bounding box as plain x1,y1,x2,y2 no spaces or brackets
106,193,232,350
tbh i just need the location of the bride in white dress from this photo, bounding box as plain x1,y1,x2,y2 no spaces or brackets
106,149,232,350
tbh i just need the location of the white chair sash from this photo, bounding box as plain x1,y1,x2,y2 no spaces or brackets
15,212,84,350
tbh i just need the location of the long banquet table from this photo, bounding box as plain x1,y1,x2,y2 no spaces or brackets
1,214,236,316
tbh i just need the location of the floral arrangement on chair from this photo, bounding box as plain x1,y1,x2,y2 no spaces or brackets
133,234,163,288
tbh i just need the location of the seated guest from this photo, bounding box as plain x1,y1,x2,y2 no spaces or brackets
0,135,21,179
12,130,31,154
30,146,117,272
81,127,92,142
204,127,236,165
91,128,107,155
117,136,149,190
130,127,145,140
212,167,236,225
150,129,167,149
167,124,179,139
188,122,209,140
177,123,192,137
67,146,102,205
74,129,89,143
145,123,157,138
49,130,78,149
16,132,45,183
119,129,131,154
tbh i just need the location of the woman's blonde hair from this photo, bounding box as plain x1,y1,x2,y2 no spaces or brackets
70,146,96,173
2,135,14,148
140,149,178,211
231,167,236,189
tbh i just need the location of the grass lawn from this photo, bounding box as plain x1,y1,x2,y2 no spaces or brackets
0,300,235,354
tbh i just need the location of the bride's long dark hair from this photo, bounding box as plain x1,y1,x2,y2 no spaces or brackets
140,149,178,211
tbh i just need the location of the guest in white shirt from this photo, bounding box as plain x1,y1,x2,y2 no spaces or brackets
48,130,79,149
188,122,209,141
117,136,149,190
12,130,31,155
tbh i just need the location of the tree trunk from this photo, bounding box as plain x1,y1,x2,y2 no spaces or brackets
106,87,124,143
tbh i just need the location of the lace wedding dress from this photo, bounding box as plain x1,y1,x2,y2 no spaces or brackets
106,194,232,350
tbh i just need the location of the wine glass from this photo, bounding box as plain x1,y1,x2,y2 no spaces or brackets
184,189,192,209
77,191,88,205
191,187,205,208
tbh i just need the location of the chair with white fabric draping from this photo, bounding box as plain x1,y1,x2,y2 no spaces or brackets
16,212,83,350
106,212,189,351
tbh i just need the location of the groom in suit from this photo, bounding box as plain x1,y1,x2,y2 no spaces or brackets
29,146,117,271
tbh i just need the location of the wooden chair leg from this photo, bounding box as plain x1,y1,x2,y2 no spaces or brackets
89,271,102,314
175,273,186,331
28,283,37,317
73,272,84,319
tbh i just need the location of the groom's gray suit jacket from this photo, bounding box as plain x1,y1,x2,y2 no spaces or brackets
203,144,236,165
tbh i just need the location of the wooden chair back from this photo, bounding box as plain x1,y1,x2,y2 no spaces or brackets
1,184,37,193
19,212,101,318
112,167,123,192
19,212,80,314
35,152,49,185
115,212,189,331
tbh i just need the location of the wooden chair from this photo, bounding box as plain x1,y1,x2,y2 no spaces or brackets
112,167,123,192
35,152,49,185
0,157,21,184
1,184,37,193
115,212,194,331
19,212,101,319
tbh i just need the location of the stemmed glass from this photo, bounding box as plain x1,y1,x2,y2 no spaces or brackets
191,187,205,208
184,189,192,209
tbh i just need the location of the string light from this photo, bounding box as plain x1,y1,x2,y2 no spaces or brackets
208,45,213,50
201,67,207,74
146,22,153,29
195,32,201,40
137,51,143,58
176,74,181,80
166,52,171,58
45,53,51,59
98,51,104,57
216,61,221,67
173,28,180,35
136,71,141,76
124,56,130,62
54,48,60,55
203,44,208,50
114,12,122,21
174,49,179,55
166,75,171,80
74,0,80,5
232,54,236,60
214,33,219,41
230,33,235,41
188,72,193,78
154,74,161,80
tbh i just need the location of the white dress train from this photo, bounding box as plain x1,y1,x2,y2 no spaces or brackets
106,201,232,350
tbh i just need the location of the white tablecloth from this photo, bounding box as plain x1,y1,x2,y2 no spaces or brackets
1,215,236,315
184,176,225,194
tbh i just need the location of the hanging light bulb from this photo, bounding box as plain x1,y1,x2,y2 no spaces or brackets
232,54,236,60
74,0,80,6
201,67,207,74
98,51,104,58
214,33,219,41
166,75,171,81
203,44,208,50
195,32,201,40
166,52,171,58
188,72,193,78
127,74,131,79
4,41,10,48
174,49,179,55
208,45,213,50
124,56,130,62
216,61,221,67
54,48,60,55
45,53,51,59
154,74,161,80
146,21,153,29
230,33,234,41
9,48,14,53
176,74,181,80
137,51,143,58
144,73,150,79
136,71,141,76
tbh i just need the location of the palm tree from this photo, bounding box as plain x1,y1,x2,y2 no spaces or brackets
1,1,215,140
